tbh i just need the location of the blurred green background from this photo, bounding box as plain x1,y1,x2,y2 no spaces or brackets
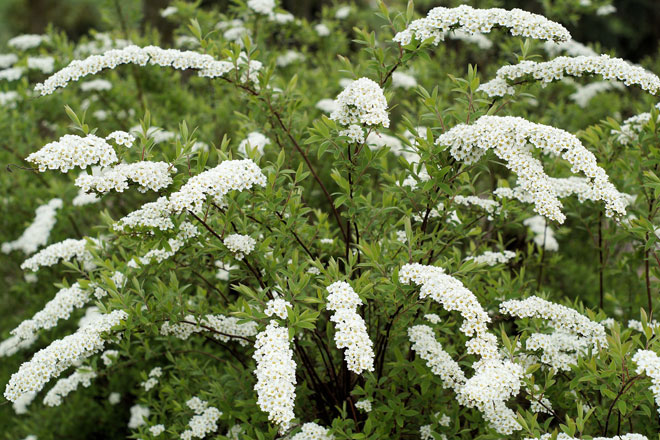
0,0,659,62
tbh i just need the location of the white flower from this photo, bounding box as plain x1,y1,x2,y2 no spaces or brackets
108,392,121,405
1,198,62,255
27,56,55,73
393,5,570,46
437,116,627,223
330,77,389,128
161,314,257,346
21,238,95,272
544,40,597,57
479,55,660,98
0,67,24,81
72,189,99,206
522,215,559,251
238,132,270,155
315,24,330,37
8,34,49,50
466,250,516,266
247,0,275,15
4,310,127,402
391,71,417,89
316,98,339,114
291,422,334,440
633,350,660,416
160,6,177,17
75,161,173,194
339,125,365,144
128,404,150,429
35,45,244,95
141,367,163,391
355,399,372,412
265,298,291,319
253,320,297,432
149,424,166,436
276,50,304,67
0,90,20,108
335,6,350,19
106,130,135,147
43,369,97,406
168,159,267,214
326,281,375,374
0,53,18,68
449,30,492,49
224,234,256,260
27,134,118,173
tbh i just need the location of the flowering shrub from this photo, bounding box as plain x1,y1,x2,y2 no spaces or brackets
2,0,660,439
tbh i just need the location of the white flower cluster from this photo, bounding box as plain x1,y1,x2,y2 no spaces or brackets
391,71,417,89
226,425,242,439
0,53,18,68
316,98,339,114
393,5,571,47
570,81,624,107
633,350,660,416
614,104,660,146
0,334,37,357
448,30,493,49
247,0,275,15
72,189,99,206
180,397,222,440
27,56,54,73
628,319,660,334
130,125,176,144
12,391,36,414
223,234,256,260
4,309,127,402
544,40,597,58
43,369,97,406
169,159,267,214
408,325,521,434
238,132,270,156
0,66,23,81
401,264,523,434
339,125,365,144
500,296,607,370
291,422,334,440
21,238,95,272
2,198,62,254
265,298,291,320
479,55,660,98
128,404,150,429
466,250,516,266
160,314,257,346
330,77,389,128
252,320,297,433
114,197,174,232
136,222,199,265
0,90,20,108
453,195,501,215
526,434,647,440
8,34,49,50
5,283,101,353
496,176,634,214
75,161,173,193
35,45,252,95
437,116,627,222
325,281,375,374
27,134,118,173
106,130,135,147
420,425,433,440
141,367,163,391
150,424,166,436
523,215,559,251
108,392,121,404
355,399,372,412
80,79,113,92
276,50,305,67
101,349,119,366
408,325,466,389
